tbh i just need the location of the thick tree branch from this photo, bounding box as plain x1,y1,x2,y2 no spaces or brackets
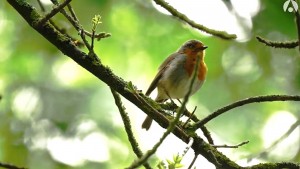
249,162,300,169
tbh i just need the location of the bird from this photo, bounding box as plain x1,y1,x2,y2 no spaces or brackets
142,39,208,130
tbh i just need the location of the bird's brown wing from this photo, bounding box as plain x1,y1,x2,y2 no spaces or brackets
145,53,178,96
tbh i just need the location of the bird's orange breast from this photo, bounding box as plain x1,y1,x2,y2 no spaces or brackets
184,51,207,81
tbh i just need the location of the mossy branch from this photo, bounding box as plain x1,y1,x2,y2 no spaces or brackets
110,88,152,169
256,36,298,48
192,95,300,130
35,0,72,26
153,0,237,40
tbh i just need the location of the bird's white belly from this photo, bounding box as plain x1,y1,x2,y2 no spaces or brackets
161,76,203,99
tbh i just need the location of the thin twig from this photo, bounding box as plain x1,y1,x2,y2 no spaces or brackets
212,140,249,148
127,48,201,169
36,0,72,26
161,102,214,144
50,0,80,29
49,0,109,50
182,106,197,128
65,1,111,40
295,8,300,52
65,4,96,49
182,137,194,157
265,119,300,151
187,154,199,169
153,0,237,40
110,88,152,169
200,126,214,144
63,3,92,51
248,119,300,161
192,95,300,130
66,3,79,21
256,36,298,48
80,29,92,51
37,0,83,47
36,0,46,11
91,30,96,50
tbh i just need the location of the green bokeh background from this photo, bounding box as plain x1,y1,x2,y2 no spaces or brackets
1,0,300,168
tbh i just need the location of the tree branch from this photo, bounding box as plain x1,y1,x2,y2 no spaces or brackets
247,119,300,161
110,89,152,169
162,102,214,144
295,9,300,52
193,95,300,130
50,0,111,45
0,162,26,169
152,0,237,40
35,0,72,26
249,162,300,169
256,36,298,48
212,140,249,148
187,153,198,169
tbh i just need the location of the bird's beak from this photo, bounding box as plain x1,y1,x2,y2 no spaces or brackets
202,46,208,50
197,46,208,51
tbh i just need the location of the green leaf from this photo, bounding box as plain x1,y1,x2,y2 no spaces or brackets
168,164,175,169
166,159,172,165
173,154,182,163
92,14,102,31
175,163,184,168
92,14,102,25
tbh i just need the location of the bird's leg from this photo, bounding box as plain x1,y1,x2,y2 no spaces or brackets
176,98,198,125
182,106,197,128
176,99,187,118
162,87,177,116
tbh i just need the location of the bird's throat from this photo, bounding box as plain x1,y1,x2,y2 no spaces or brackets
184,55,207,81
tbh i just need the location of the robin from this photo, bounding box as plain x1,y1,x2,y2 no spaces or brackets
142,39,208,130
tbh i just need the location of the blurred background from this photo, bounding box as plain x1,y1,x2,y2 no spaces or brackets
1,0,300,168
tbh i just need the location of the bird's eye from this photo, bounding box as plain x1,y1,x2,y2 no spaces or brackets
186,43,194,48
